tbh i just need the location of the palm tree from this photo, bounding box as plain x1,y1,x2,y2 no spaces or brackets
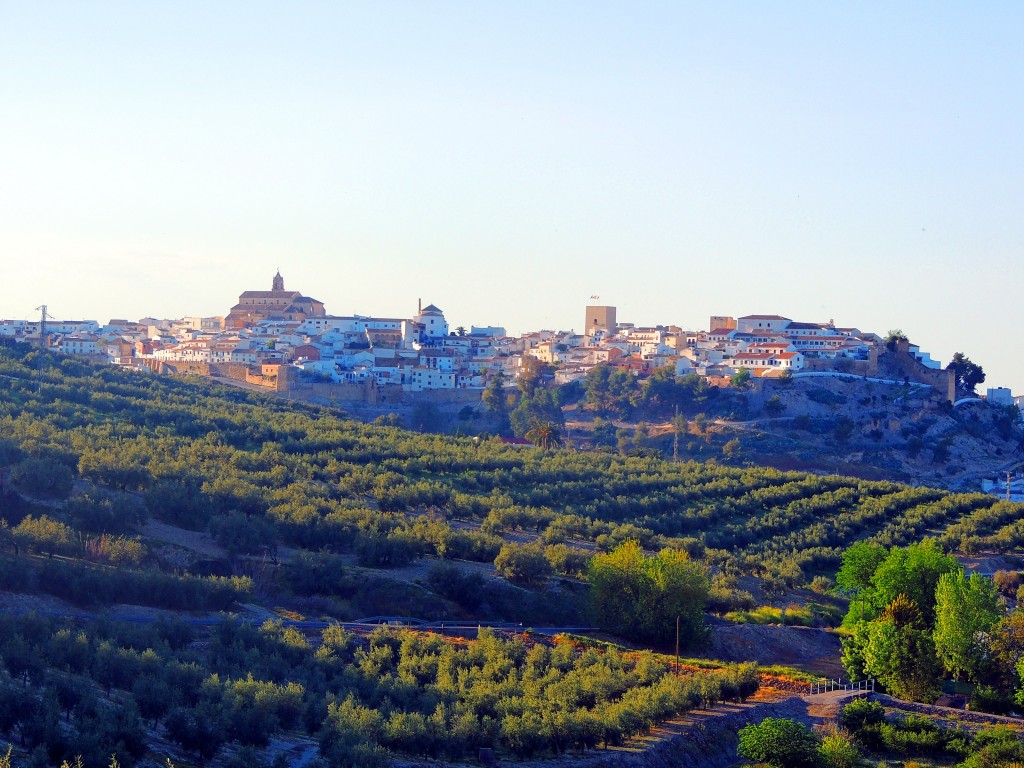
525,421,563,450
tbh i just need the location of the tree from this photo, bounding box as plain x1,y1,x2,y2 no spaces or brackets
587,540,709,646
737,717,822,768
763,395,785,417
884,329,908,350
836,541,887,596
525,421,562,450
868,540,959,625
10,458,74,499
494,543,553,587
947,352,985,393
482,371,511,433
410,403,443,433
584,365,638,417
583,365,614,416
988,609,1024,697
510,388,564,438
862,595,942,703
933,570,1001,682
731,367,752,390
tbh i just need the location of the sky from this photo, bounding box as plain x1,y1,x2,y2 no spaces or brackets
1,2,1022,389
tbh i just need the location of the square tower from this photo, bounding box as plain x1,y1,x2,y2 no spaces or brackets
585,305,617,335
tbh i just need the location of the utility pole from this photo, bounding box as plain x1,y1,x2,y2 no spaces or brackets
675,615,680,676
1008,471,1013,502
35,305,48,349
673,405,680,463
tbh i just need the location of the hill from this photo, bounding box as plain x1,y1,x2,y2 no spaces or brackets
564,374,1023,490
0,339,1022,766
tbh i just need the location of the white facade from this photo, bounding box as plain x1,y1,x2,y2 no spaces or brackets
414,304,449,339
986,387,1014,406
58,335,102,355
736,315,791,334
408,366,455,391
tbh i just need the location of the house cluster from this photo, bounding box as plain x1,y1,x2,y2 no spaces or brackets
0,276,954,396
532,308,909,386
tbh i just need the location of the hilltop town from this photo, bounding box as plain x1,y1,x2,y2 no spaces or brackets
4,271,1020,406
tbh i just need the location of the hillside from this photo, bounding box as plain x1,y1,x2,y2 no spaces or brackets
0,339,1023,766
565,374,1023,491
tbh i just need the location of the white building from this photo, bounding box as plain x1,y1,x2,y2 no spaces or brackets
986,387,1014,407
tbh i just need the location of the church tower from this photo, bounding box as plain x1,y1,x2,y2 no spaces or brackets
272,270,284,291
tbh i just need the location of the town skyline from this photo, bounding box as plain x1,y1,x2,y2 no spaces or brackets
0,268,1018,392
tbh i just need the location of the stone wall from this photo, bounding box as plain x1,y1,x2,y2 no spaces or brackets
883,341,955,402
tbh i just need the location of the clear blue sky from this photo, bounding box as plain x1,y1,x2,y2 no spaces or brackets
2,2,1021,389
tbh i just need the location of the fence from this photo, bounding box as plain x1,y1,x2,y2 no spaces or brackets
809,677,875,696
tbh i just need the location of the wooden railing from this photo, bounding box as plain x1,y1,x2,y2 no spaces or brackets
808,677,875,696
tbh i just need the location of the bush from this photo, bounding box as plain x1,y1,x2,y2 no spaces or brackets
809,575,833,594
737,717,822,768
992,569,1022,598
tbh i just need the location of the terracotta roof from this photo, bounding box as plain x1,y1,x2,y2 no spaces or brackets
739,314,791,321
238,290,301,299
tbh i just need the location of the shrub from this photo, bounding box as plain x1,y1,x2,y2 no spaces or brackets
809,575,833,595
737,717,822,768
992,569,1022,598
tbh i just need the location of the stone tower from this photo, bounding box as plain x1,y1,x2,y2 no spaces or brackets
272,270,284,291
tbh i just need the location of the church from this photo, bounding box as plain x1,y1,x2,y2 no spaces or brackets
225,271,327,329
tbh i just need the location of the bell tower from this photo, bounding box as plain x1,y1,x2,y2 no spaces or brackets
272,270,284,291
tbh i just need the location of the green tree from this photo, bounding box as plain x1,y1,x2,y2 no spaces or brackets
10,458,74,499
933,570,1001,682
583,365,614,416
482,371,511,433
737,717,822,768
862,596,942,702
988,609,1024,697
587,540,709,646
584,365,638,417
13,515,75,556
868,540,959,625
947,352,986,393
884,329,908,350
494,542,553,587
524,421,563,450
836,541,887,595
731,367,752,390
721,438,741,460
